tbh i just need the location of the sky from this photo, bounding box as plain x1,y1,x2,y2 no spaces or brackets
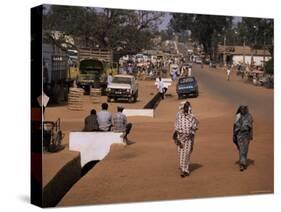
159,13,172,30
158,13,242,30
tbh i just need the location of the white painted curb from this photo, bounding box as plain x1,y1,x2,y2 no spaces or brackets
69,132,124,167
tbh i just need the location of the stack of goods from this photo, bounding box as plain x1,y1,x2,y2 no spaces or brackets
68,88,84,110
90,88,102,104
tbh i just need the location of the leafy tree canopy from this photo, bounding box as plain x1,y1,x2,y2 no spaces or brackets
43,5,164,52
170,13,232,54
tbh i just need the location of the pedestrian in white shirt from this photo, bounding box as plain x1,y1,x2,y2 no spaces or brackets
107,73,113,85
226,66,231,81
158,77,166,99
188,67,192,76
97,103,112,131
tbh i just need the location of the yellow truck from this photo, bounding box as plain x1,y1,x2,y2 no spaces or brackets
76,48,117,94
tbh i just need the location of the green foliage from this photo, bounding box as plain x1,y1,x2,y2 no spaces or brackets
170,14,232,55
265,58,273,75
170,13,274,63
237,18,273,56
43,5,164,51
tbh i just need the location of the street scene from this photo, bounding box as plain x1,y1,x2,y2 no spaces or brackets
31,5,274,207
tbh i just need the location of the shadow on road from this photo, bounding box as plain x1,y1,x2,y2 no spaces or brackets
81,160,100,177
189,163,203,173
235,159,255,166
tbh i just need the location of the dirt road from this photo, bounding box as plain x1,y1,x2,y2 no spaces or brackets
57,65,273,206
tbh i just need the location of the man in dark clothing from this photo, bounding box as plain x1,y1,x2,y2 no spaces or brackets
83,109,99,132
233,105,253,171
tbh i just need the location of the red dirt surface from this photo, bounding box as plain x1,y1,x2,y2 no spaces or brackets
49,67,273,207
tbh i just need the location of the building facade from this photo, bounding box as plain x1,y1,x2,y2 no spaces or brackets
217,45,271,66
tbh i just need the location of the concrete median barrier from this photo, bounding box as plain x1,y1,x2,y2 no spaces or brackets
123,109,154,117
69,132,124,167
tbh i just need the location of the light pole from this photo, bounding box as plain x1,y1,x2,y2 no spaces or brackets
251,25,257,65
234,30,238,45
234,30,246,65
263,31,266,67
243,36,246,65
223,35,226,66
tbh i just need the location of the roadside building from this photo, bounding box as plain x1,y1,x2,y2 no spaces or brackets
217,45,271,66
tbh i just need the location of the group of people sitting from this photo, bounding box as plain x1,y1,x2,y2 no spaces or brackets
83,103,134,145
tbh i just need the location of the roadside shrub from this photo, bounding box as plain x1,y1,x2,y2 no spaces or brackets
265,58,274,75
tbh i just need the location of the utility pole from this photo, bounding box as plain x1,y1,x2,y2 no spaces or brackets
263,31,266,67
243,37,246,65
251,25,257,66
223,35,226,66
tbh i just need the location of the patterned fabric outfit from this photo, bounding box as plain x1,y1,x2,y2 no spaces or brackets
175,109,199,173
112,112,127,132
234,112,253,166
112,112,132,138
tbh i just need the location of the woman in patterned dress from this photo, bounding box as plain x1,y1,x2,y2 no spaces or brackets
233,105,253,171
173,101,199,177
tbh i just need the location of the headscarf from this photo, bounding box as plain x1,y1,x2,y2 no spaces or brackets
233,105,253,148
179,101,193,114
234,105,242,124
175,101,198,134
179,101,190,111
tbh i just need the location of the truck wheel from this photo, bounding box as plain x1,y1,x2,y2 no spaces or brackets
128,96,134,103
133,91,138,102
133,96,138,102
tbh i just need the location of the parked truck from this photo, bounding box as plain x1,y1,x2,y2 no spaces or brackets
42,35,69,104
77,48,115,94
77,58,107,94
42,33,86,104
107,74,139,103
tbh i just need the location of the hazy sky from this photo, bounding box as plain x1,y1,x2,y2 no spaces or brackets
158,13,172,30
158,13,242,30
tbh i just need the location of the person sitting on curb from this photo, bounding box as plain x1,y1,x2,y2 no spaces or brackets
97,103,112,131
112,105,135,145
83,109,99,132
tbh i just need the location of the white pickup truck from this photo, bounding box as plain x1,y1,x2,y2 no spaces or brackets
106,75,138,103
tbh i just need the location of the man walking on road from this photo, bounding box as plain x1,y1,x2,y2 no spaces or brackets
171,66,178,81
173,101,199,177
158,77,166,99
107,73,113,85
112,105,134,145
233,105,253,171
188,66,192,77
226,65,231,81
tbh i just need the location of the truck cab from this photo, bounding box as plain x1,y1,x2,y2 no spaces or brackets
106,75,138,103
